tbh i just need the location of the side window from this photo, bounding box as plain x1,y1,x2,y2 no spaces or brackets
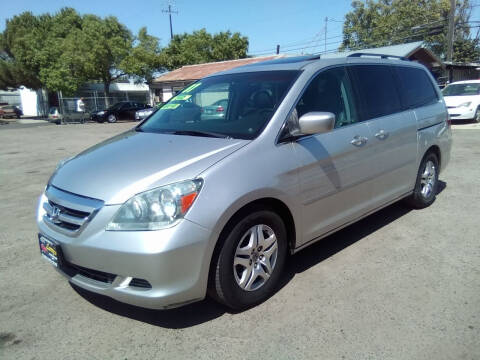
347,65,402,121
295,67,359,128
395,66,438,109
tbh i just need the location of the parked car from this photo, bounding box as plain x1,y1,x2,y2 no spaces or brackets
91,101,149,123
201,98,228,121
0,105,22,119
442,80,480,122
48,106,89,124
37,54,452,310
135,107,157,121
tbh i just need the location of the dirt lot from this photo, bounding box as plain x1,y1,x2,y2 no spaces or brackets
0,123,479,360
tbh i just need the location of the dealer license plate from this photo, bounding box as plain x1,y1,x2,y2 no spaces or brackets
39,235,59,267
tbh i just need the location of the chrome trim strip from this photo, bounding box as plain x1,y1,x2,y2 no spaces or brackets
58,212,87,226
46,185,104,213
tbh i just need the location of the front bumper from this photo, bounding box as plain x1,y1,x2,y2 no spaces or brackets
91,114,106,122
447,107,475,120
37,193,213,309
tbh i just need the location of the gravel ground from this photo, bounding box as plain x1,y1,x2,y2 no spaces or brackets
0,123,479,360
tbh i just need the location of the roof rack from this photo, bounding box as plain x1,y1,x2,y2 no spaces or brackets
347,53,409,61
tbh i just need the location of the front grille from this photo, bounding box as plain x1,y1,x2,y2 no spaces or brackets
43,185,103,236
51,200,90,218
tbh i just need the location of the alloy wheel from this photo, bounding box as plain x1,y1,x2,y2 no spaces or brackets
233,224,278,291
420,160,436,198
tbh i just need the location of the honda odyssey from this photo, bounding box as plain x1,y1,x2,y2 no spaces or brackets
37,54,452,310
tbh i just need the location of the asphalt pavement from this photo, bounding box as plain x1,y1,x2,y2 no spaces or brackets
0,123,478,360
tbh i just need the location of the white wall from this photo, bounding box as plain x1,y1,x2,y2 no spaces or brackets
162,87,173,102
19,87,39,116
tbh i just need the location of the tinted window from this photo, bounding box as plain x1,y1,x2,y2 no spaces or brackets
140,71,299,140
395,66,438,109
348,65,402,120
295,67,359,128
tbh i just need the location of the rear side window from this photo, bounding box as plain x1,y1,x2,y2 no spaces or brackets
395,66,438,109
347,65,402,121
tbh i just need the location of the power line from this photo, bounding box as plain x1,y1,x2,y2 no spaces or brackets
249,34,344,55
249,17,480,57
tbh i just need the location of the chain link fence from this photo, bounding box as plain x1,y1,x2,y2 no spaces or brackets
55,92,150,123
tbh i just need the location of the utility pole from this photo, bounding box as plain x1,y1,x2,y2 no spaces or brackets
324,17,328,53
162,4,178,40
276,44,280,54
447,0,455,62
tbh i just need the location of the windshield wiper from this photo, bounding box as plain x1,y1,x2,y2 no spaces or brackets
169,130,231,139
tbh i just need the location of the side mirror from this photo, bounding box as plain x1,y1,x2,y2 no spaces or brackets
298,112,335,135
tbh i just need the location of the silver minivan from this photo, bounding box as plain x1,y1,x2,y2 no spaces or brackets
37,54,452,310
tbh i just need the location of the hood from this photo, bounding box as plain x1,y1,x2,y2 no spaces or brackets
50,130,248,204
443,95,480,107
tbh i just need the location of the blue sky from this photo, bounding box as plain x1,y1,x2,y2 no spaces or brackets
1,0,480,56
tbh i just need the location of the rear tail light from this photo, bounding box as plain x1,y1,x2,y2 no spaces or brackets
446,113,451,128
216,106,224,113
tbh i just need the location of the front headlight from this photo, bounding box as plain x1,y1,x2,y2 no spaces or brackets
106,179,203,231
458,102,472,108
97,111,105,115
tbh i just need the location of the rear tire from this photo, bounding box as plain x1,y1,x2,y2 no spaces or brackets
210,208,287,310
404,152,439,209
107,114,117,123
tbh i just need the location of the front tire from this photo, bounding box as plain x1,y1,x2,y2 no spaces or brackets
210,209,287,310
474,106,480,123
405,152,439,209
107,114,117,123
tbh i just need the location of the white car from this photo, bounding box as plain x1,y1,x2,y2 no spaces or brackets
442,80,480,122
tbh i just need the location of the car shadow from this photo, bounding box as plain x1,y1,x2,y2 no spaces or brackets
71,283,228,329
72,184,447,329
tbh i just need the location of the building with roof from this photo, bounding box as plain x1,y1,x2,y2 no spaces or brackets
150,56,282,103
443,62,480,84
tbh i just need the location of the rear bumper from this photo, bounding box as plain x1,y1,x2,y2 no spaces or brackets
37,194,214,309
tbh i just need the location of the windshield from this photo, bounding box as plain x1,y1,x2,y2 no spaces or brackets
442,83,480,96
139,71,300,139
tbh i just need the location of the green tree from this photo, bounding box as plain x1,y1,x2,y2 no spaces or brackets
160,28,248,70
0,12,49,90
0,8,87,94
0,9,163,96
341,0,479,62
78,14,133,98
121,27,163,83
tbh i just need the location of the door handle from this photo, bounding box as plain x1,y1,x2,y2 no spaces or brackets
350,135,368,146
375,129,389,140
